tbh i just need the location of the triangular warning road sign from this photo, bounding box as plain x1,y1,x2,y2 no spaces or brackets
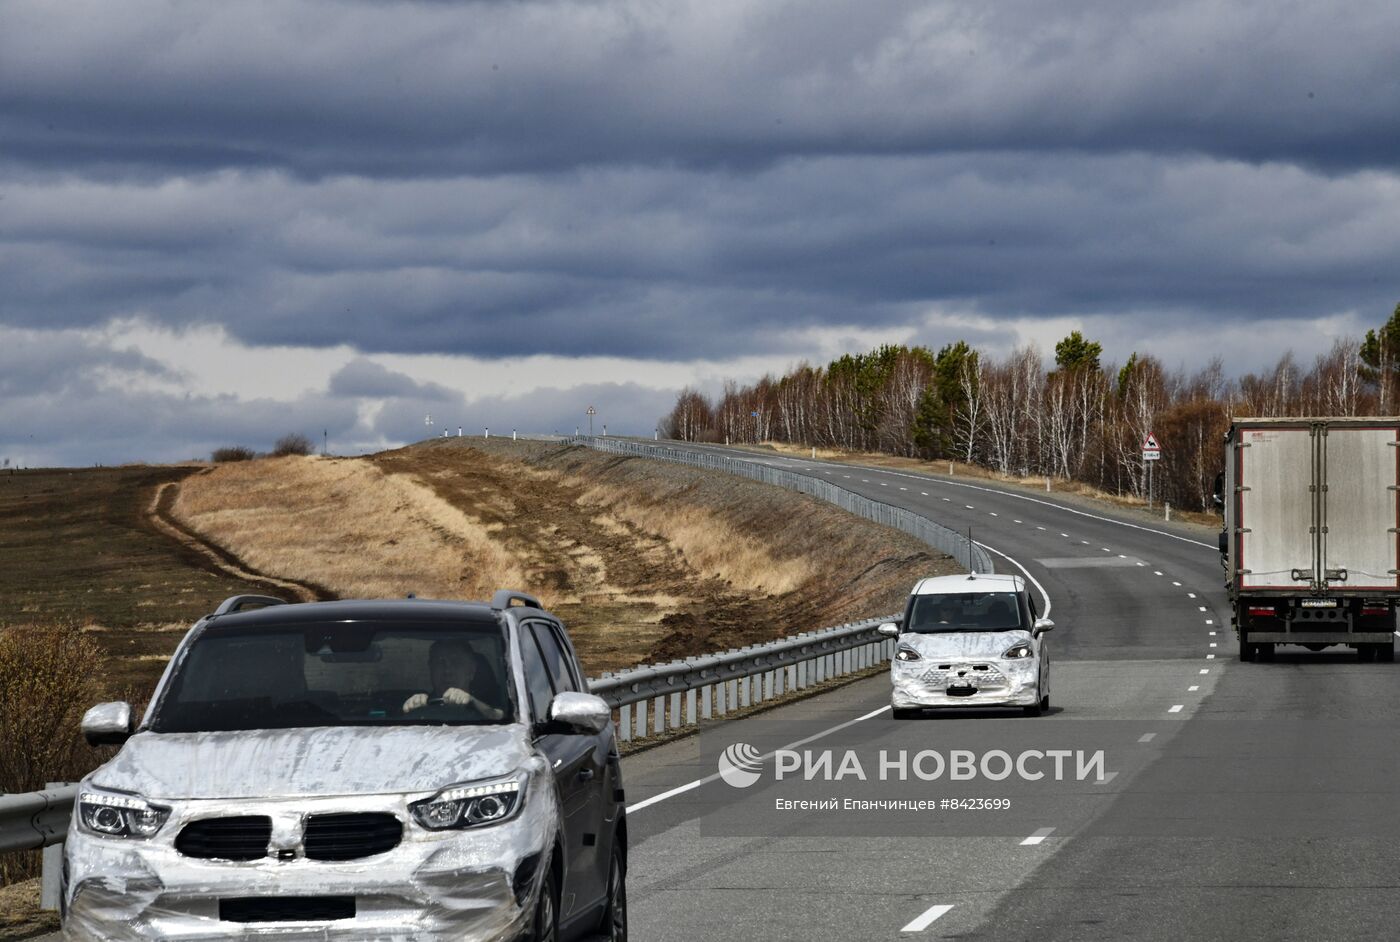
1143,433,1160,451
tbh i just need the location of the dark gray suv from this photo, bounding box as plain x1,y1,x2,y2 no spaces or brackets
64,591,627,942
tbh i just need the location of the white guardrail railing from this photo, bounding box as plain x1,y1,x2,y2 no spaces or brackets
569,436,993,574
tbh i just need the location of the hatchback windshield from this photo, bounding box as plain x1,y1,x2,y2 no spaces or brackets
904,592,1026,633
150,622,515,732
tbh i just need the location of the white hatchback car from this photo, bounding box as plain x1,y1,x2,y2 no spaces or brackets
880,573,1054,718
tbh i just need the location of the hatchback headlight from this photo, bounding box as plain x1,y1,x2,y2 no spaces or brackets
895,648,922,662
410,773,527,831
1002,641,1034,659
78,791,170,840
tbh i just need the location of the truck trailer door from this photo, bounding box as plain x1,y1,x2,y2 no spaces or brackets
1238,425,1316,590
1321,425,1400,591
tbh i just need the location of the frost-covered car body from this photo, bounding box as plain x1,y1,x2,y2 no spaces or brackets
62,594,627,942
884,574,1054,716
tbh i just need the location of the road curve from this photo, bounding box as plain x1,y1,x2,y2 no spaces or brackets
614,442,1400,941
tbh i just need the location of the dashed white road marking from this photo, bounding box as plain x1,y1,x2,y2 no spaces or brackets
1138,733,1157,743
1168,704,1184,713
965,504,975,509
1199,606,1208,612
1205,619,1214,625
1021,827,1056,846
1036,526,1046,530
1014,519,1022,524
902,904,954,933
921,492,929,496
1189,685,1200,691
1061,532,1070,537
1209,632,1217,636
1101,547,1112,552
1188,592,1198,599
1081,539,1090,544
1173,581,1183,586
1199,668,1210,674
1207,654,1216,659
1209,642,1217,648
989,512,998,517
1154,571,1164,576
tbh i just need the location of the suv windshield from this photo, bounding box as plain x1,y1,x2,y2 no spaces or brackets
904,592,1026,633
149,622,515,732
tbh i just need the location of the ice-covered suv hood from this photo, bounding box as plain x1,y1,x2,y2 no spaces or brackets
91,725,533,801
898,630,1031,660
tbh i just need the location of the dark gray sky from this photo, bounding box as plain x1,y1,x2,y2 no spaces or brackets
3,0,1397,465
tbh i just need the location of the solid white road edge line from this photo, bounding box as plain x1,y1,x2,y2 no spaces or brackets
624,703,892,814
974,540,1053,619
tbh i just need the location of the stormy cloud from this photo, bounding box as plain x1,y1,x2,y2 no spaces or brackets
1,0,1396,464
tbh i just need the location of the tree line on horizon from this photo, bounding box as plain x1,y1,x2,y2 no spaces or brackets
661,305,1400,512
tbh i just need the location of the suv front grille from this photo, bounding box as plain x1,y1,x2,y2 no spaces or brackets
220,896,355,923
176,816,272,861
303,812,403,861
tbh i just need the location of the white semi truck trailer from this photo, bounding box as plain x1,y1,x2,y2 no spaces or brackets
1218,417,1400,661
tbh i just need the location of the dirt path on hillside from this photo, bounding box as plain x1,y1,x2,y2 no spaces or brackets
145,481,332,603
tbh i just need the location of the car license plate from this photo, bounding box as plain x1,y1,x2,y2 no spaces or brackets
1300,599,1338,608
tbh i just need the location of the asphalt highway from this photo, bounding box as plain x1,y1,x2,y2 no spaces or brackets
616,443,1400,941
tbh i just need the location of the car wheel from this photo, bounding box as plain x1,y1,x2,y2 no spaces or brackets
1022,688,1043,717
891,708,920,720
531,866,558,942
1039,692,1050,712
598,841,627,941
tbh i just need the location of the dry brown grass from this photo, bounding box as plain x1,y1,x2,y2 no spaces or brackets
0,623,103,885
172,457,529,602
575,484,814,596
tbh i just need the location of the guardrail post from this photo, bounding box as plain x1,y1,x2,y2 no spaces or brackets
685,688,697,726
619,705,632,743
669,692,682,729
701,685,713,720
653,696,665,735
635,699,648,740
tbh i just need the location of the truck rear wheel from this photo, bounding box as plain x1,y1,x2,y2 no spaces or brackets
1381,643,1396,663
1240,639,1258,662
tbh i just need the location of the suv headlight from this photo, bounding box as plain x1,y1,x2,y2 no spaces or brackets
1002,641,1034,659
77,791,170,839
895,647,922,662
410,772,527,831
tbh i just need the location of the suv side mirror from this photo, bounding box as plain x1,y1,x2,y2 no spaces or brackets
1033,618,1055,637
82,702,134,747
877,623,900,638
547,692,611,736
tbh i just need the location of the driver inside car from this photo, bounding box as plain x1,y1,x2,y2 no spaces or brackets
402,639,506,719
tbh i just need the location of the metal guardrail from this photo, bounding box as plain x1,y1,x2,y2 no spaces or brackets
569,436,994,574
0,784,77,853
589,614,901,743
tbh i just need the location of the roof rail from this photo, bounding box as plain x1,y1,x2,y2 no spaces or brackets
491,589,542,612
212,595,288,616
